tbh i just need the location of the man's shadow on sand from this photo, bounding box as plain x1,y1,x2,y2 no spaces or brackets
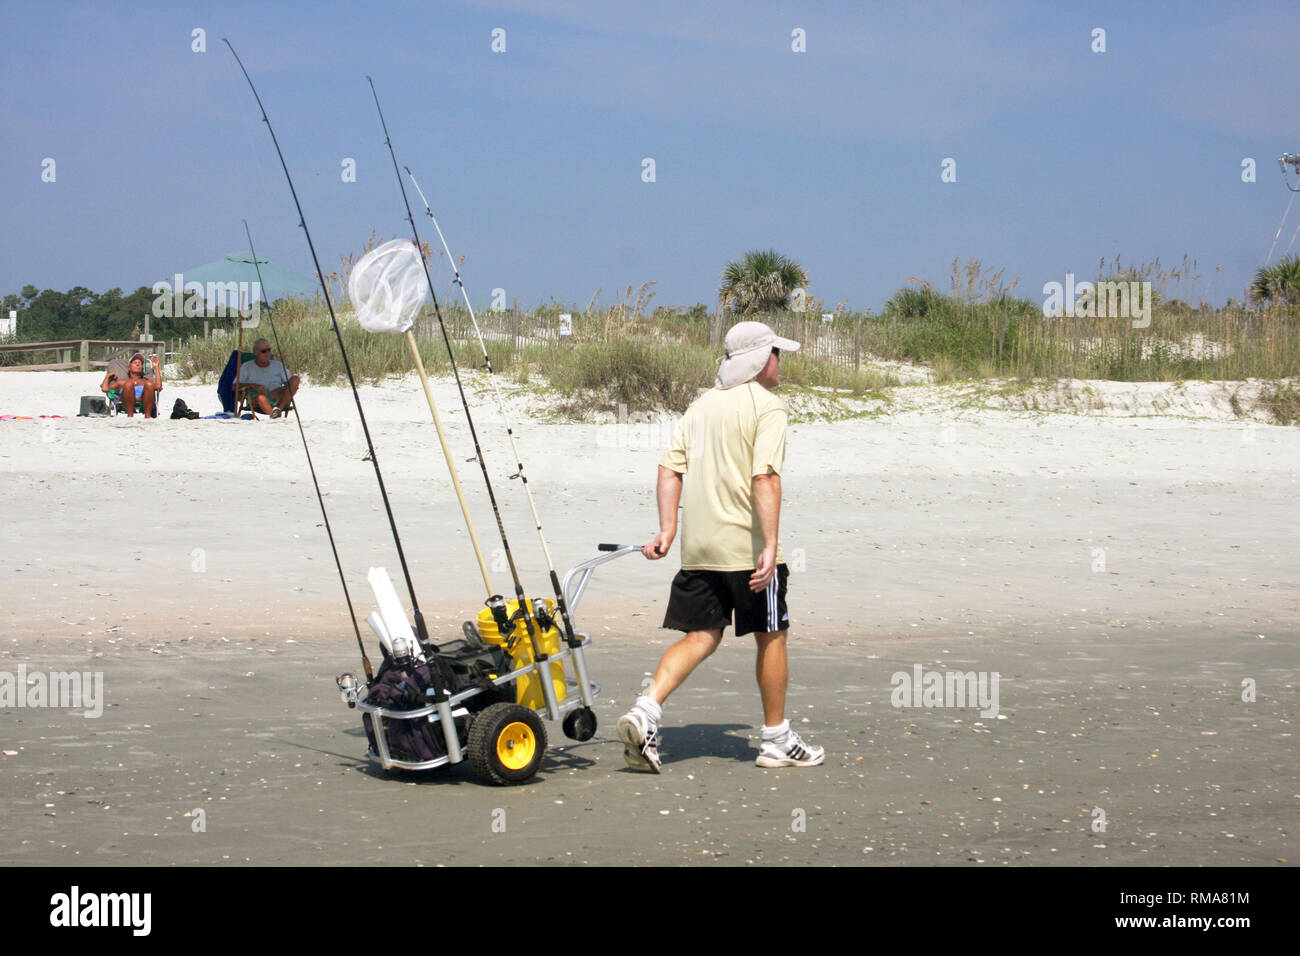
309,721,755,786
654,722,754,763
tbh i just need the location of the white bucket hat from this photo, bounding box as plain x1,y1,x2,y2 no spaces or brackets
716,321,800,389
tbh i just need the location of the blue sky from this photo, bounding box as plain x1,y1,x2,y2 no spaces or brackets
3,0,1298,311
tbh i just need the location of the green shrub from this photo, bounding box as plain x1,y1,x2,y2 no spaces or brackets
543,339,715,412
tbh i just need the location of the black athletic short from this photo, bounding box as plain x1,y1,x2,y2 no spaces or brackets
662,564,790,637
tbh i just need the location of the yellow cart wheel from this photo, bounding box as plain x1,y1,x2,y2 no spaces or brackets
468,702,547,785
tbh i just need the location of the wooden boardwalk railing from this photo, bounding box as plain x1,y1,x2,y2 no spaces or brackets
0,340,168,373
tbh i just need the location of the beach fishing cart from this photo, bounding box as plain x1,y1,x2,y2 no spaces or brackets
337,544,639,785
228,54,644,788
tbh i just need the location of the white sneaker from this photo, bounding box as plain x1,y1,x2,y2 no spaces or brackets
617,709,662,773
756,729,825,768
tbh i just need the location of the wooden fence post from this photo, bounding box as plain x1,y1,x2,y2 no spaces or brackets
79,340,89,373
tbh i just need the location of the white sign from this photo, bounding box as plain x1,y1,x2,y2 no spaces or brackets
559,313,572,336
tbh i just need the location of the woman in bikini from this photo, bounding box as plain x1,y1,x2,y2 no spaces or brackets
100,352,162,418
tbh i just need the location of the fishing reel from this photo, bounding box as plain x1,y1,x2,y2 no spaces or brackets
531,598,556,632
391,635,416,669
462,620,487,650
1280,153,1300,192
486,594,518,649
337,673,361,709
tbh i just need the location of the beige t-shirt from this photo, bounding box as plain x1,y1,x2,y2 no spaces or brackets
660,381,787,571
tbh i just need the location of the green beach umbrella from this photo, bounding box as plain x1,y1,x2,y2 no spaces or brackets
161,253,320,312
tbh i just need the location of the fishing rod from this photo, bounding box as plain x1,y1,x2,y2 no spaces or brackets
224,41,442,686
241,219,373,685
405,168,582,649
365,75,546,659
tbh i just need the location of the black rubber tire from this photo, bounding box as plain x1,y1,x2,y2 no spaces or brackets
467,702,547,785
562,706,598,742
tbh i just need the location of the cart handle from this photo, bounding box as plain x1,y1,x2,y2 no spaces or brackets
563,543,643,614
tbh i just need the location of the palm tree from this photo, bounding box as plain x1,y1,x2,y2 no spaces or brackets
718,249,808,315
884,285,940,319
1250,255,1300,307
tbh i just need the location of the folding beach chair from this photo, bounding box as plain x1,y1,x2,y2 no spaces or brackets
220,349,297,419
103,354,161,418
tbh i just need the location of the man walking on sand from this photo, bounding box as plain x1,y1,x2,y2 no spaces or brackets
618,321,825,773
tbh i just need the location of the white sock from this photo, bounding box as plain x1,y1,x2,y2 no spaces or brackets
762,720,790,743
633,695,662,727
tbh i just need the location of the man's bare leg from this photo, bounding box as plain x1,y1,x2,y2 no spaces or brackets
753,628,824,767
620,627,721,772
141,382,156,418
272,375,300,411
647,628,723,704
754,629,788,727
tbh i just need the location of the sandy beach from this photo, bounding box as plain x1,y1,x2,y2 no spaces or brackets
1,369,1296,865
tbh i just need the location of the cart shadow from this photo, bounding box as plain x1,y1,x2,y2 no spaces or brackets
321,725,603,787
318,721,756,784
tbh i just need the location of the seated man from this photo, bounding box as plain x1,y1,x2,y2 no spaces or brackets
100,352,162,418
238,339,299,419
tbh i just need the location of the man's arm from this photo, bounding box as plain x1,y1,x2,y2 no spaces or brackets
643,464,683,559
236,363,266,395
749,471,781,591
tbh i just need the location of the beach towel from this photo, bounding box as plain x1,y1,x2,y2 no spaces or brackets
217,349,240,414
